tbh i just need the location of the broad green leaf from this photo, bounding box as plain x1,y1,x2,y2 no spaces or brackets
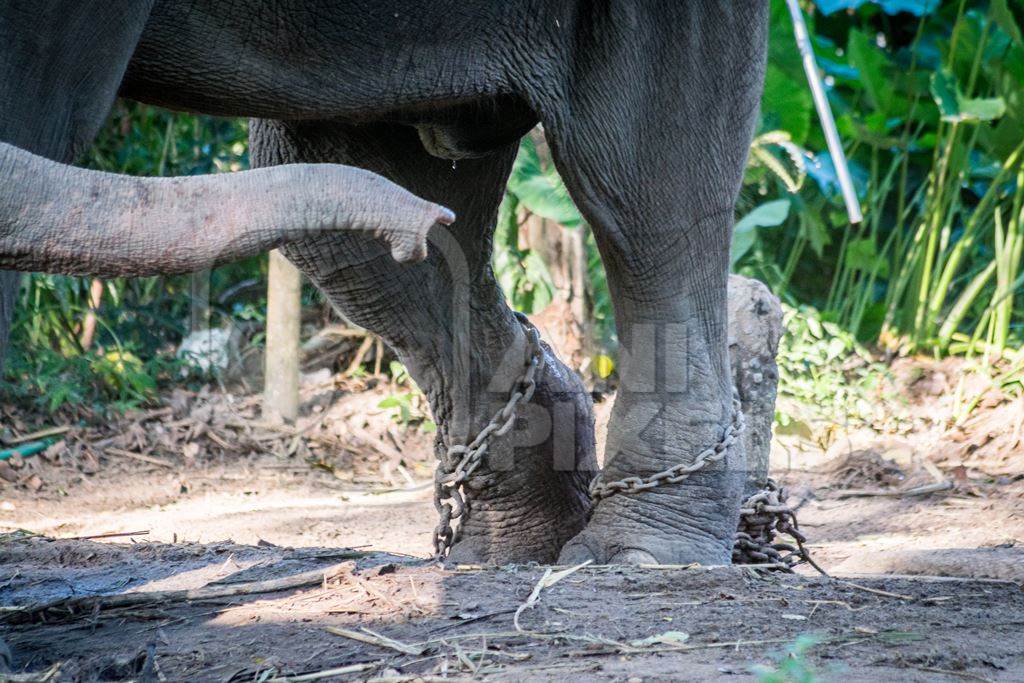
930,69,1007,122
508,137,583,227
929,69,960,119
731,199,791,267
959,97,1007,121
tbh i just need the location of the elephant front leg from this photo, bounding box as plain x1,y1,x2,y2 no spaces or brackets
249,119,596,564
534,1,770,565
559,274,747,565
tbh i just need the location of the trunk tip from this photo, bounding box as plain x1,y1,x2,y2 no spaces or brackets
437,206,456,226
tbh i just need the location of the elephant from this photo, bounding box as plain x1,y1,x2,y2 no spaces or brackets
1,0,770,568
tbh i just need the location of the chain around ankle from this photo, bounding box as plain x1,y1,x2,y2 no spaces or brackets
588,395,745,502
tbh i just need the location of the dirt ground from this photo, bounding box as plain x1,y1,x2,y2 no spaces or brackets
1,358,1023,681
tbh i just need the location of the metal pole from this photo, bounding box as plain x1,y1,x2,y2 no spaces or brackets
786,0,863,224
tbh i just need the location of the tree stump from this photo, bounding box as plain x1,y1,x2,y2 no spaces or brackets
727,275,784,497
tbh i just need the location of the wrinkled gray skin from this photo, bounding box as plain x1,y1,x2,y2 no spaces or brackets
0,1,769,567
0,3,453,315
0,142,454,275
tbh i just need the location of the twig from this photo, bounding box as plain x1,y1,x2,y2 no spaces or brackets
105,448,175,469
911,666,994,682
326,626,425,656
2,425,71,445
345,335,375,376
837,572,1021,586
837,580,914,601
266,661,382,682
349,425,405,462
514,560,591,631
1,561,357,624
836,481,953,499
60,530,150,541
427,609,518,635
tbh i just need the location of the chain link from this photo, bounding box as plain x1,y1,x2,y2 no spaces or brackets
733,478,826,574
432,312,545,560
588,396,745,501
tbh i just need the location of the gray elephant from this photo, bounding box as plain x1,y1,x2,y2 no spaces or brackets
1,1,769,567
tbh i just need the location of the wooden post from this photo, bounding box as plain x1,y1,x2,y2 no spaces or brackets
264,250,301,423
189,269,211,333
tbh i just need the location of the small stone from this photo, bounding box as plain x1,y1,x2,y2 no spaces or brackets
0,462,17,482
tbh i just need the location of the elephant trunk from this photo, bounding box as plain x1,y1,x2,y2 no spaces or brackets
0,141,454,278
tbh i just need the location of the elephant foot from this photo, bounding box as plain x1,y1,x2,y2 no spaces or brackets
557,402,745,567
444,347,597,565
556,491,734,566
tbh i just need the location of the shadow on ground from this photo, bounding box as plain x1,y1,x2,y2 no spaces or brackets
3,535,1023,682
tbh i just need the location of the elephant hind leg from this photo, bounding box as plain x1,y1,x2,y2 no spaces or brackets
249,119,596,563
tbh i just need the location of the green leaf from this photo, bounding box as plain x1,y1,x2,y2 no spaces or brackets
843,237,888,277
959,97,1007,121
931,69,1007,123
731,199,791,267
507,137,583,227
800,213,832,258
761,65,812,144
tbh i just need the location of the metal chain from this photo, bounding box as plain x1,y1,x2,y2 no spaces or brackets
588,396,745,501
432,312,545,560
733,478,826,574
429,319,822,573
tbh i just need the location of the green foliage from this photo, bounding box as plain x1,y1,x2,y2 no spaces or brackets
3,102,252,411
736,0,1024,366
380,361,435,431
732,199,792,267
494,135,616,355
751,634,824,683
504,136,583,228
776,305,888,428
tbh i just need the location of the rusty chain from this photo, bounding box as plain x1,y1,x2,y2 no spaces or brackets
588,395,745,501
432,312,545,560
733,478,826,574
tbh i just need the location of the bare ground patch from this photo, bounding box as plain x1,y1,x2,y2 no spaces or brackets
2,536,1023,682
1,357,1023,680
